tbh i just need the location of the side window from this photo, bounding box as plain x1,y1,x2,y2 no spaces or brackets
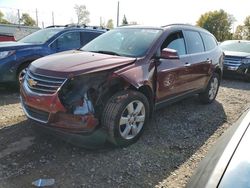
81,32,101,46
184,30,205,54
201,33,217,51
53,32,81,51
161,31,186,56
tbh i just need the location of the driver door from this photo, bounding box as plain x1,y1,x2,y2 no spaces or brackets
156,31,194,103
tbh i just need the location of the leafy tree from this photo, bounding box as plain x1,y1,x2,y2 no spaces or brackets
0,11,10,24
243,16,250,40
233,25,245,40
197,9,234,41
106,19,114,29
122,15,128,25
20,13,36,26
74,4,90,25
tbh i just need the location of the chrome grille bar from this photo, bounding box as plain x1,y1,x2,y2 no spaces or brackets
25,70,66,95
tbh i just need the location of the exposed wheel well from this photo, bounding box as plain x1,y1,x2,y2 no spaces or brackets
138,85,154,115
98,79,154,117
214,68,222,80
16,61,32,77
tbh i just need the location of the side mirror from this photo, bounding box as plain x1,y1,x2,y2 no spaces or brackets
161,48,179,59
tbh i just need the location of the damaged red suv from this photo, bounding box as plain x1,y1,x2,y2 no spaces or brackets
20,24,223,146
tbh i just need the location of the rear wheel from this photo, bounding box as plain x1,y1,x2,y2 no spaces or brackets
102,90,149,147
199,73,220,104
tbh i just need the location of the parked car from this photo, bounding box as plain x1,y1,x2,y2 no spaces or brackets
0,33,15,42
220,40,250,81
187,108,250,188
20,24,223,146
0,25,106,85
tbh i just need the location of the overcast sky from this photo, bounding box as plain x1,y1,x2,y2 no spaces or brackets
0,0,249,29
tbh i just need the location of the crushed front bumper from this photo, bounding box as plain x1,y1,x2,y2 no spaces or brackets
223,64,250,79
20,79,99,134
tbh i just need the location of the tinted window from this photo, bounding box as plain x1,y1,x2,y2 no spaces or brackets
201,33,217,51
161,31,186,56
81,32,101,46
55,32,81,50
185,30,204,54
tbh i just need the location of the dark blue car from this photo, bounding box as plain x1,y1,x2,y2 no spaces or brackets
0,25,106,85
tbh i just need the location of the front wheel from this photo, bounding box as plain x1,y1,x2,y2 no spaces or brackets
199,73,220,104
102,90,150,147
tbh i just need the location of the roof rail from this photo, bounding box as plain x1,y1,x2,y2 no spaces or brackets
46,25,65,28
45,24,110,31
64,24,109,31
161,23,194,28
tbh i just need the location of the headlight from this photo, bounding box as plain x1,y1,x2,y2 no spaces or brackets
0,50,15,59
242,58,250,64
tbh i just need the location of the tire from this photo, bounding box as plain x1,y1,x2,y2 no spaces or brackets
17,65,28,84
199,73,220,104
102,90,150,147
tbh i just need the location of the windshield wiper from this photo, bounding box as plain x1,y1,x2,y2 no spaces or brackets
90,50,121,56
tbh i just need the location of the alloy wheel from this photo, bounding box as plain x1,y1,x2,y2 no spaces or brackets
119,100,145,140
208,77,219,100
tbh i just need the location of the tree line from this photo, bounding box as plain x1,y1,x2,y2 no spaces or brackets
0,10,36,26
197,9,250,41
1,5,250,41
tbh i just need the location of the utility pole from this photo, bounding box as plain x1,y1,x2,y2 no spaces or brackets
17,9,20,26
116,1,119,27
35,8,38,27
52,11,54,25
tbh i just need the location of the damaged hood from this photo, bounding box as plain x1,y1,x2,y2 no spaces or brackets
29,50,136,78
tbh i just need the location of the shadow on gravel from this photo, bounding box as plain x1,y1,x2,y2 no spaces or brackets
0,95,227,188
0,86,20,106
221,78,250,91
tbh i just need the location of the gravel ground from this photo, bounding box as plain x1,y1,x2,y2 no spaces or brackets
0,79,249,188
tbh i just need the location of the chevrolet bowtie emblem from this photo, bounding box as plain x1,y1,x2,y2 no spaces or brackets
28,79,37,87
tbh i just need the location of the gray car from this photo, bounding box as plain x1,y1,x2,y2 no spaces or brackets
187,108,250,188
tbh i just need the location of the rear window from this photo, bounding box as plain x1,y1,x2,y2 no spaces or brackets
184,30,205,54
201,33,217,51
81,32,101,46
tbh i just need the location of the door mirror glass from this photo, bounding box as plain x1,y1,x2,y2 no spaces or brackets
161,48,179,59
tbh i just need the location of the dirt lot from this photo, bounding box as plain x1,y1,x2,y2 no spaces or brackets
0,79,249,188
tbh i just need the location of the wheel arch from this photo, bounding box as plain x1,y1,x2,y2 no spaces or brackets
214,67,222,80
98,76,154,117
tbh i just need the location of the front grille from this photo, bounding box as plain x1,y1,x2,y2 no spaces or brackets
22,102,49,123
25,70,66,94
224,56,242,68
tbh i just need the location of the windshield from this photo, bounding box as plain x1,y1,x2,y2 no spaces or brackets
220,41,250,53
19,28,63,44
81,28,163,57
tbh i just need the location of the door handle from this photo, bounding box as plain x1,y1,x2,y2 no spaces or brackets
184,62,191,67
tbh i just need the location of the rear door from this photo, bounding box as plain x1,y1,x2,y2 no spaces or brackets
183,30,211,89
156,31,194,102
